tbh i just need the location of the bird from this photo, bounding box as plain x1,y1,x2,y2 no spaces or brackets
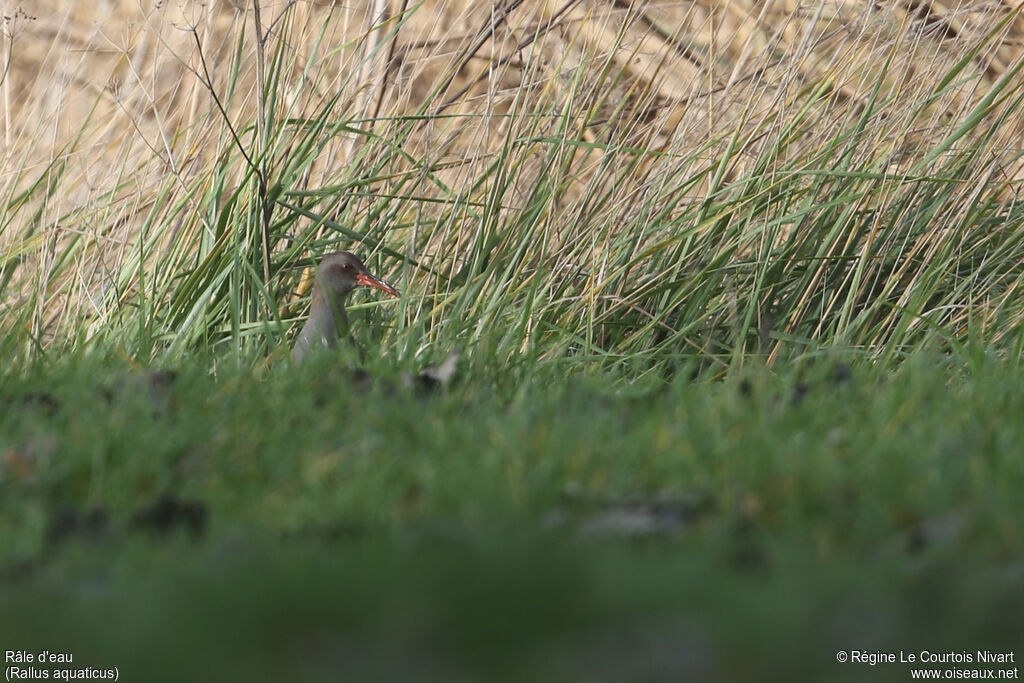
291,251,398,364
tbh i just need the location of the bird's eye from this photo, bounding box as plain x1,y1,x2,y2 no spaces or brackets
342,263,352,271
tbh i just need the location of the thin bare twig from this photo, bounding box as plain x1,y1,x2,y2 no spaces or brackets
432,0,528,115
437,0,584,113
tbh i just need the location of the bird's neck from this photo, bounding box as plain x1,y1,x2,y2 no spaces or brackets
310,286,349,333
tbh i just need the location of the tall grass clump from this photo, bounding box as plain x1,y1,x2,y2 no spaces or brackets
1,1,1022,376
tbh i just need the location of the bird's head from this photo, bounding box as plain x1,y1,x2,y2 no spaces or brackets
316,251,398,299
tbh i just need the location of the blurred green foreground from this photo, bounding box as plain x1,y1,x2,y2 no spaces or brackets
1,354,1021,682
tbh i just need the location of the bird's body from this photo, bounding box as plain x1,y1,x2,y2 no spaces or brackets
292,251,398,364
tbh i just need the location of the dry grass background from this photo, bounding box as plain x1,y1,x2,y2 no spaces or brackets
2,0,1024,363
